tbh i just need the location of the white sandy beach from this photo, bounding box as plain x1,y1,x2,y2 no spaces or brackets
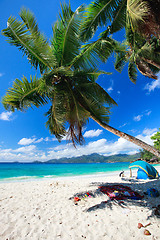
0,167,160,240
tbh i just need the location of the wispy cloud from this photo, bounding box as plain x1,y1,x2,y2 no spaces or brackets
133,110,151,122
18,138,36,145
142,128,157,136
18,136,57,145
13,145,37,153
106,79,114,93
107,86,113,93
84,129,103,138
119,123,127,128
0,112,13,121
0,73,3,77
144,75,160,93
145,110,152,116
133,114,143,122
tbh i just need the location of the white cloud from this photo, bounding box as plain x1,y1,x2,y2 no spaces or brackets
119,123,127,128
0,111,13,121
45,137,50,141
44,127,157,160
133,114,143,122
18,137,57,145
0,73,3,77
135,128,157,146
44,137,58,142
144,76,160,92
18,138,36,145
35,138,44,143
0,128,157,162
13,145,37,153
107,87,113,93
84,129,103,138
128,150,139,155
142,128,157,136
133,110,151,122
0,145,44,162
144,110,151,116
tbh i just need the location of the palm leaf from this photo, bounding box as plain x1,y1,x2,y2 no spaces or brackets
2,75,48,111
20,8,39,34
77,89,111,124
109,0,127,34
71,37,122,70
45,105,66,141
77,81,117,106
127,0,149,31
51,4,84,66
2,10,56,73
80,0,123,41
114,51,127,72
73,77,115,123
128,61,137,83
73,69,111,83
138,40,160,66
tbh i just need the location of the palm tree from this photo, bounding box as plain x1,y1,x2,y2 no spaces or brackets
127,0,160,39
2,4,160,158
115,26,160,82
80,0,160,41
1,4,118,146
80,0,160,80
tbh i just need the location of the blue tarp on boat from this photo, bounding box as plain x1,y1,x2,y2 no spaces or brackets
129,160,159,179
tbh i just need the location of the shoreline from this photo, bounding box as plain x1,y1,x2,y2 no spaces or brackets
0,164,160,184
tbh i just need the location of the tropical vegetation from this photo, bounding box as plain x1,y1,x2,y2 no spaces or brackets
151,129,160,151
140,129,160,160
80,0,160,81
1,4,120,146
1,3,160,158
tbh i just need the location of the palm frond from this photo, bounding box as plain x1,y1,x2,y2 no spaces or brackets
2,10,56,73
63,79,88,146
77,90,111,124
2,75,48,111
137,39,160,67
114,51,128,72
45,105,66,142
51,4,84,66
109,0,127,34
127,0,160,38
73,69,111,83
73,78,115,123
19,8,39,34
127,0,149,31
77,81,117,106
71,37,122,70
128,61,137,83
80,0,123,41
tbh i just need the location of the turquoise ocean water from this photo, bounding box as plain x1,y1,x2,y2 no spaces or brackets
0,162,131,182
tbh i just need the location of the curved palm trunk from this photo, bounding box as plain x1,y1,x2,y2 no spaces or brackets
91,116,160,158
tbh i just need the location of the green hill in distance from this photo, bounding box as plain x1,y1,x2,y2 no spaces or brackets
46,153,140,164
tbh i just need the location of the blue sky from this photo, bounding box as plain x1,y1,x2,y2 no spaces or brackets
0,0,160,162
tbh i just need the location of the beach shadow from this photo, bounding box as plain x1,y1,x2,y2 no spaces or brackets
70,178,160,217
86,198,129,212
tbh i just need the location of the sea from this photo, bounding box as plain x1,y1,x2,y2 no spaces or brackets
0,162,132,182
